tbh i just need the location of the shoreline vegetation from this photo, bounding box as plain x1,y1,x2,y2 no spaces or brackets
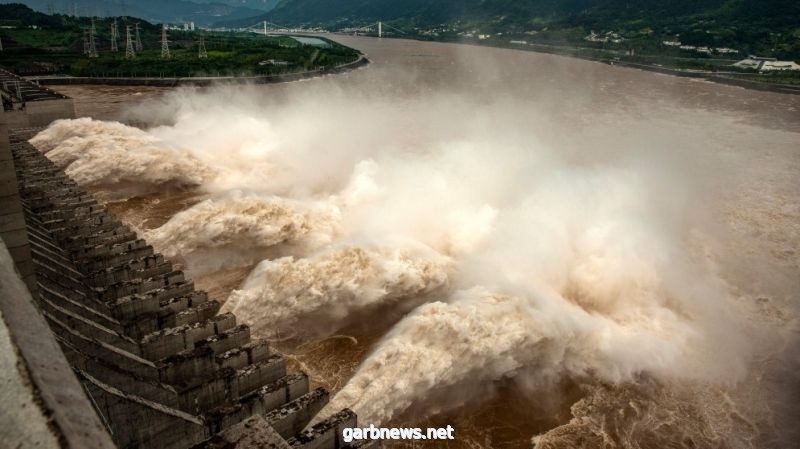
0,5,362,82
29,54,369,86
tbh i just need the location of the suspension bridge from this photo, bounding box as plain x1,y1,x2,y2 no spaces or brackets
239,20,407,38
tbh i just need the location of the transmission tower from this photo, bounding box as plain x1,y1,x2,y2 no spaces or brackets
160,24,170,59
197,35,207,59
110,19,118,52
88,18,98,58
46,1,55,15
125,25,135,58
134,23,143,51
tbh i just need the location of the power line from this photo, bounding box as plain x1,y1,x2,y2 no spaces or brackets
160,24,170,59
134,22,142,51
110,19,118,52
198,35,208,59
125,25,135,58
88,18,98,57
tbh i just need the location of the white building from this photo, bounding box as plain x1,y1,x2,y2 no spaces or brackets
585,31,624,44
733,56,800,71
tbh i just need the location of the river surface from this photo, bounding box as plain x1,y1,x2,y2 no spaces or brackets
46,36,799,449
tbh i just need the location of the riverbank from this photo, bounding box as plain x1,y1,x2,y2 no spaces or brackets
595,59,800,95
334,33,800,96
460,39,800,95
25,55,369,87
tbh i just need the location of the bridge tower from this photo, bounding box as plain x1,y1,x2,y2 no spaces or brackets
264,20,268,36
125,25,135,58
378,21,382,38
160,24,171,59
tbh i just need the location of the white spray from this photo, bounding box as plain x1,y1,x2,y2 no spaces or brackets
29,67,768,434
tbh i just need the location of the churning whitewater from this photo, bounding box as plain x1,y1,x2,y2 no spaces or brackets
28,47,797,447
30,118,211,195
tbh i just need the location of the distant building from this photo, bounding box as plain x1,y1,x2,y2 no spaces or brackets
258,59,290,66
662,40,682,47
585,30,624,44
509,40,527,45
733,56,800,71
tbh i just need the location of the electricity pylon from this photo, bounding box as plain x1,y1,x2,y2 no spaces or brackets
134,23,143,51
198,35,208,59
125,25,135,58
110,19,118,52
88,18,98,58
160,24,170,59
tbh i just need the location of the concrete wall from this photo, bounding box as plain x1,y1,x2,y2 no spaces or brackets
0,238,117,449
0,269,60,449
0,118,35,293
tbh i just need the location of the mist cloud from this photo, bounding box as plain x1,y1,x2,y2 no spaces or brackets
30,65,758,430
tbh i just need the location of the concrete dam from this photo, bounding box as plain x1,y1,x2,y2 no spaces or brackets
0,72,373,449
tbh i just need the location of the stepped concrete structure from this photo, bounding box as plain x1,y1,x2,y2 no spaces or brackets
0,74,375,449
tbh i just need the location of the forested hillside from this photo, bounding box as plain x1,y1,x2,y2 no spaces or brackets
223,0,800,59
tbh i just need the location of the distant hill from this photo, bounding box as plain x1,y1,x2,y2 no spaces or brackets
192,0,280,12
243,0,800,29
0,0,268,26
216,0,800,59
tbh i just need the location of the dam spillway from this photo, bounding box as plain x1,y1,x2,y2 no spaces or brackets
0,77,372,449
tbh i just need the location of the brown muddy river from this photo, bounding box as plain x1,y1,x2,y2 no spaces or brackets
44,35,799,449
